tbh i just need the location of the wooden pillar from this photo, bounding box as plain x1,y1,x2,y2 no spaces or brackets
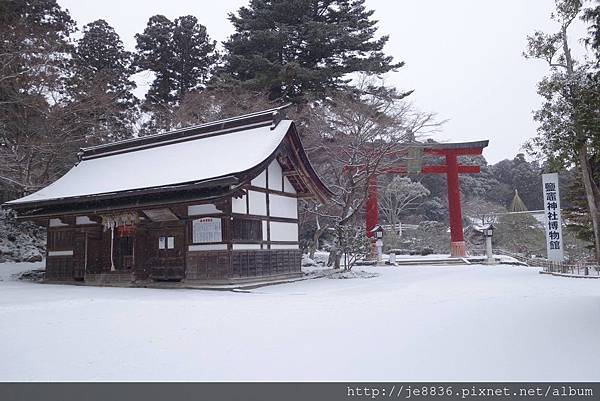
445,153,466,257
110,225,115,271
366,174,379,237
365,174,380,259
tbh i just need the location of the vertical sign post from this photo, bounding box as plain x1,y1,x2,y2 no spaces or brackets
542,173,564,262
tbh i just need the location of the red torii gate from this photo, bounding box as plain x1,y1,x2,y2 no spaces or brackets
366,140,489,257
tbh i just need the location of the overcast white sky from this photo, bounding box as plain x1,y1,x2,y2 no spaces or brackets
58,0,589,163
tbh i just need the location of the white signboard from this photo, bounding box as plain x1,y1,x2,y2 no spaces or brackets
192,217,222,243
542,173,564,262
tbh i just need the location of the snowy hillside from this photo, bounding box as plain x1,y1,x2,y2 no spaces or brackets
0,261,599,381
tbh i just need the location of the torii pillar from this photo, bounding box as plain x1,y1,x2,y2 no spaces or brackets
365,140,489,258
446,153,465,257
421,152,478,257
366,175,379,238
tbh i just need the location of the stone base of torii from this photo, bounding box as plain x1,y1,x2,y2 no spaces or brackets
365,140,489,258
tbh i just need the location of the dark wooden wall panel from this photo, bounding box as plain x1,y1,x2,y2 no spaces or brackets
230,249,301,279
42,205,301,284
45,256,74,280
232,218,262,241
47,228,74,251
134,228,150,279
186,251,231,280
72,233,86,279
84,229,111,274
145,222,186,280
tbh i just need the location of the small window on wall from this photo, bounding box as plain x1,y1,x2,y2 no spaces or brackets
48,230,73,250
233,218,262,241
158,236,175,249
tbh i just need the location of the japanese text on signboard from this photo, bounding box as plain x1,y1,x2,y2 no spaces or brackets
542,173,564,262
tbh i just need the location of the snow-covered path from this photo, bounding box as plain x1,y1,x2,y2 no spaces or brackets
0,262,599,381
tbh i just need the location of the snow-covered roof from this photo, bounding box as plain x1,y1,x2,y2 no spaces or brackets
6,117,306,207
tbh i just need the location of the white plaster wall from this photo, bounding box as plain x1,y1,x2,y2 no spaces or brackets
232,244,262,250
188,244,227,251
269,221,298,242
48,250,74,256
76,216,95,225
248,190,267,216
231,194,247,214
270,244,299,250
283,176,296,193
188,204,222,216
49,218,68,227
262,220,268,241
268,160,283,191
269,194,298,219
251,170,267,188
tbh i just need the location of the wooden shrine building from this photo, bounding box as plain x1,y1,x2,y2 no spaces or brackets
4,106,332,286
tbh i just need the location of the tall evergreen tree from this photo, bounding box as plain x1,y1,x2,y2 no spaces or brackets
524,0,600,262
583,0,600,60
171,16,218,100
69,19,138,144
0,0,75,198
222,0,403,100
134,15,217,111
134,15,178,108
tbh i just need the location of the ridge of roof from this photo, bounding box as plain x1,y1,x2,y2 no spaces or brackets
4,118,335,212
79,103,292,161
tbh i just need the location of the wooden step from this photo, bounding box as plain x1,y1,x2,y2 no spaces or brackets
392,258,469,266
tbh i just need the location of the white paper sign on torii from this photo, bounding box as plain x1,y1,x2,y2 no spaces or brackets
542,173,564,262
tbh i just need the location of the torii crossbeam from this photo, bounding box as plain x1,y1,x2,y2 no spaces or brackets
366,140,489,257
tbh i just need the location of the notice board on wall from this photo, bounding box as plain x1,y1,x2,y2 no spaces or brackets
192,217,222,243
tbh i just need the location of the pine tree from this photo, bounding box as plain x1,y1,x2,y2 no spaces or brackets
222,0,403,101
134,15,217,114
171,16,218,100
134,15,175,108
69,19,138,144
583,0,600,60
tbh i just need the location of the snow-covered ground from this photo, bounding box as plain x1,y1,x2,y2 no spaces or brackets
1,261,599,381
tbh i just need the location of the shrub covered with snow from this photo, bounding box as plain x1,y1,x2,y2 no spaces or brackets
302,251,329,267
327,269,378,279
301,254,318,267
0,209,46,263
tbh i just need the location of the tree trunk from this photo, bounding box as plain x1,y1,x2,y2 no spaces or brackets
560,23,600,262
579,145,600,263
308,243,317,259
327,248,340,269
309,225,328,259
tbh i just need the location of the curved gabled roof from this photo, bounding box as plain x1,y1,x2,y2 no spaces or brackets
6,107,332,211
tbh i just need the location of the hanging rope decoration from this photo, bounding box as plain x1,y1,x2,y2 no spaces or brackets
101,212,139,231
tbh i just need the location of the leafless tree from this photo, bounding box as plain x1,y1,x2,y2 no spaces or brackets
167,86,275,129
298,76,442,267
463,199,506,226
378,176,430,229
